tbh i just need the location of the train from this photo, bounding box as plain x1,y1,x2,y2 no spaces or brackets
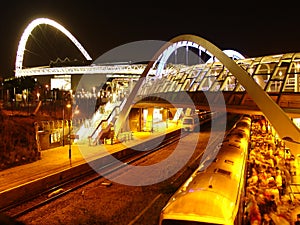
181,111,213,132
159,115,252,225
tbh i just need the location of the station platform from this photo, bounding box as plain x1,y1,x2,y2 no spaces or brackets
245,118,300,224
0,122,180,196
3,116,300,224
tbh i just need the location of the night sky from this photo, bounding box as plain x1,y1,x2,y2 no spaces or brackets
1,1,300,78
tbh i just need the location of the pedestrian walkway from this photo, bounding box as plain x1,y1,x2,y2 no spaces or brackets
0,121,180,193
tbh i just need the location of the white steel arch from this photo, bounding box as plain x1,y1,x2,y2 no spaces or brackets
206,49,245,63
154,43,245,77
115,34,300,153
154,41,207,78
15,17,92,77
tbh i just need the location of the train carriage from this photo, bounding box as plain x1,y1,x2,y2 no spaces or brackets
159,115,251,225
181,112,212,132
182,114,200,132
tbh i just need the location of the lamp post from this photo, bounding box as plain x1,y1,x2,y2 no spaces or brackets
66,103,72,165
23,92,28,115
62,104,65,146
166,109,169,129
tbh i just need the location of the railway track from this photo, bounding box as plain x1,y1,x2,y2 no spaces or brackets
1,129,189,220
127,132,228,225
1,113,241,225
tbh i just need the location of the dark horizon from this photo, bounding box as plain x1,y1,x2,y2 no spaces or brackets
1,2,300,78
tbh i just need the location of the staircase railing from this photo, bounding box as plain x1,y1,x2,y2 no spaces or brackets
88,98,127,145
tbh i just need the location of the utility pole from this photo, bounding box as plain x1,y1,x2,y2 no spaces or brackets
62,104,65,146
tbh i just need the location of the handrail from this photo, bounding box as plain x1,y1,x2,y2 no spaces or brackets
88,105,119,140
92,123,114,145
88,97,128,144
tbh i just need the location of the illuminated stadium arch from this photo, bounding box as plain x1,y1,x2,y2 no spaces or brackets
115,34,300,151
15,17,92,77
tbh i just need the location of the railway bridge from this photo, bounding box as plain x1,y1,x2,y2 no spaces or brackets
13,17,300,154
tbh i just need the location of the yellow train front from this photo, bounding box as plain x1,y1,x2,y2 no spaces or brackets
182,111,213,132
159,115,251,225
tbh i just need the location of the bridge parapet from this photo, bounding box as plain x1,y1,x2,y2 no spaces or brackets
15,64,183,77
134,91,300,117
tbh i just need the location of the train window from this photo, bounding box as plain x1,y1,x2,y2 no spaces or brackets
228,143,240,149
236,121,249,128
183,118,193,124
214,168,231,176
162,220,219,225
222,139,241,147
196,169,205,173
223,139,229,143
228,132,244,139
225,159,234,165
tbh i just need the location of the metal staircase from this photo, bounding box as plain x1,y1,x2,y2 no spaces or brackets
88,99,127,145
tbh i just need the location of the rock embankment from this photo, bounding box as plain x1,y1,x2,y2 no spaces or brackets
0,110,41,170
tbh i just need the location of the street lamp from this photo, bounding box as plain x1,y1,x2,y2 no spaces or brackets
62,102,71,145
66,103,72,164
23,92,28,115
62,104,65,146
166,109,169,129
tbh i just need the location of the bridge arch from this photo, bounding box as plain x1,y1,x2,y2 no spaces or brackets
15,17,92,77
116,34,300,153
206,49,245,63
153,41,245,78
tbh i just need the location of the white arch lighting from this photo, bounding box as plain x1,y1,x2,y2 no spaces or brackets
154,41,208,78
15,17,92,77
154,44,245,78
206,49,245,63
